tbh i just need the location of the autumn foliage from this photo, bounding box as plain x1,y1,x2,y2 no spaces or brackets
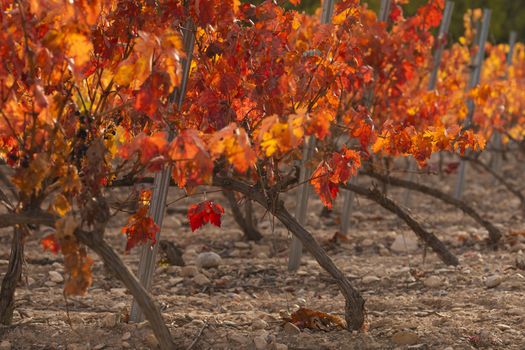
0,0,520,300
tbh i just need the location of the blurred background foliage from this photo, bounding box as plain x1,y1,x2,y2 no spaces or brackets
246,1,524,44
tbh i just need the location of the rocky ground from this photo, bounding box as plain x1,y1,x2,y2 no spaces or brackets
1,162,525,350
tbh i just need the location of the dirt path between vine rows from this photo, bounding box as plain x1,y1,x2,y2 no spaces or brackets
1,164,524,349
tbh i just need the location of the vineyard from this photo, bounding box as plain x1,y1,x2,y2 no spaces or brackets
0,0,524,349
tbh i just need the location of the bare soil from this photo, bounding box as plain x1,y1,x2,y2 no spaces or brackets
1,164,524,350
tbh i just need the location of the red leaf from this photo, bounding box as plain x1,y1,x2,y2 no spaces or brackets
122,207,159,252
187,200,225,231
41,234,61,254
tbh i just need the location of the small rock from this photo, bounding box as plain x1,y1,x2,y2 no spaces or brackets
234,241,251,249
169,277,184,286
390,235,418,253
145,333,159,348
121,332,131,341
0,340,12,350
229,333,249,344
253,335,267,350
44,281,56,287
121,342,130,349
101,313,118,328
48,271,64,283
196,252,222,269
180,265,199,277
391,331,419,345
252,318,268,330
361,238,374,247
423,276,442,288
362,275,381,284
0,260,9,266
485,275,503,288
274,344,288,350
283,322,301,335
296,298,307,307
193,273,211,286
497,323,511,331
92,344,105,350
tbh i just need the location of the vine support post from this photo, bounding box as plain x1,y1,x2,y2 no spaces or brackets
403,1,454,207
339,0,390,235
490,31,517,182
288,0,335,272
454,9,491,199
129,20,195,323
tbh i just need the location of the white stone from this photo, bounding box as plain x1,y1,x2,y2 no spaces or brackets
252,318,268,330
180,265,199,277
362,275,381,284
48,271,64,283
485,275,503,288
196,252,222,269
193,273,211,286
0,260,9,266
283,322,301,335
423,276,442,288
390,235,418,253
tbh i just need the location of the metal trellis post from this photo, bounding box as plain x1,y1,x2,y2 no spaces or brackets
287,0,336,272
454,9,491,199
129,20,196,323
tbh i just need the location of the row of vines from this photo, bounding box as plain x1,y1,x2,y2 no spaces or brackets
1,0,524,348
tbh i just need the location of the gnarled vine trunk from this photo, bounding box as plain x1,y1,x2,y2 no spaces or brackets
0,227,25,325
213,176,366,330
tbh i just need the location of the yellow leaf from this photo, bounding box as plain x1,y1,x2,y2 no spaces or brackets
52,194,71,217
65,33,93,67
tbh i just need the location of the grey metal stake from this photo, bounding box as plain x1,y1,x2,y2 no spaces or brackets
287,0,335,272
454,9,491,199
403,1,454,207
490,31,517,180
338,0,391,235
130,20,196,323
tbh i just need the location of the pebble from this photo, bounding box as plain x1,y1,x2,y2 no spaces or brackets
283,322,301,335
101,313,118,328
92,344,105,350
193,273,211,286
485,275,503,288
48,271,64,283
0,260,9,266
169,277,184,286
180,265,199,277
196,252,222,269
423,276,443,288
274,344,288,350
253,335,267,350
362,275,381,284
122,332,131,341
390,235,418,253
391,331,419,345
121,342,130,348
234,241,251,249
497,323,511,331
44,281,57,287
252,318,268,330
229,333,250,344
0,341,11,350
